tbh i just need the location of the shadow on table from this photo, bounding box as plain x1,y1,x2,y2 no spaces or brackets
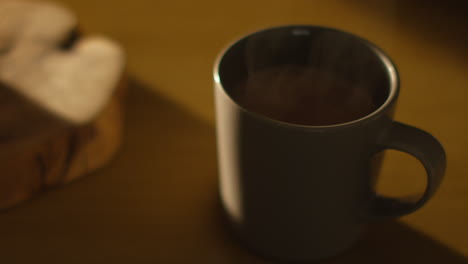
327,221,467,264
213,200,468,264
0,78,465,264
350,0,468,62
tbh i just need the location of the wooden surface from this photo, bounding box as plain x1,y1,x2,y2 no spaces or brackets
0,0,467,263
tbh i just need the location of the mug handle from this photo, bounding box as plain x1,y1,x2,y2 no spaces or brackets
369,121,446,219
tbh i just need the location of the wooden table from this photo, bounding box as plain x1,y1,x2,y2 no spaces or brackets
0,0,466,263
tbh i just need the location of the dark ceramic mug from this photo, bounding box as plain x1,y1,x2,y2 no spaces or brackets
213,25,446,262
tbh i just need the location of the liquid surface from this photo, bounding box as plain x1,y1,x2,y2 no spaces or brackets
232,65,379,126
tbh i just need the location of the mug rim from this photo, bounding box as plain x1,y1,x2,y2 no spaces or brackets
213,25,400,129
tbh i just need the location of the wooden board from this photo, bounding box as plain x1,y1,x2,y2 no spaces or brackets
0,0,126,209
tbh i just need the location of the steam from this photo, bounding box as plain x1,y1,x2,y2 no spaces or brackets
233,27,386,126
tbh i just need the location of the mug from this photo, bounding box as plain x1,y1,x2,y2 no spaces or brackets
213,25,446,262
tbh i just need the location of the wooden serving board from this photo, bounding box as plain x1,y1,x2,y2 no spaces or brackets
0,0,127,209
